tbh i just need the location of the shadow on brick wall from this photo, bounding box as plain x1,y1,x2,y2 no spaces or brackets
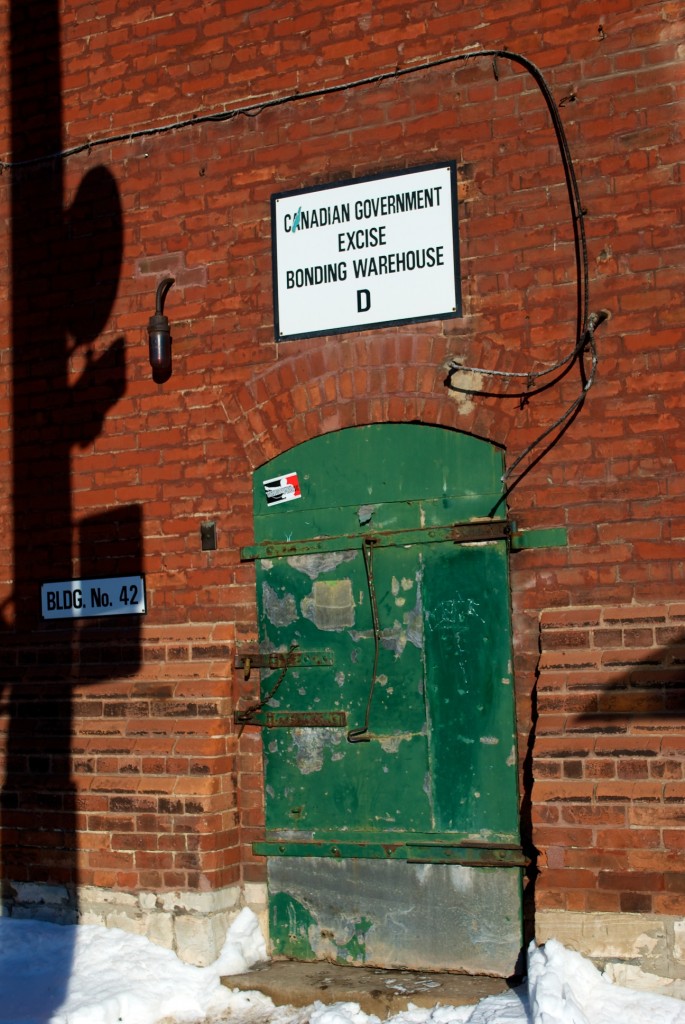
0,3,142,1019
519,677,540,955
533,607,685,920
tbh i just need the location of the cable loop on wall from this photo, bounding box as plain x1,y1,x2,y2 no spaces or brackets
1,48,610,498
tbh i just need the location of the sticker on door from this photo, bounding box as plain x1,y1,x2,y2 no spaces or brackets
263,472,301,505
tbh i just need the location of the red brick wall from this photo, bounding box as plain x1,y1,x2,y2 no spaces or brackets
536,604,685,917
0,0,684,917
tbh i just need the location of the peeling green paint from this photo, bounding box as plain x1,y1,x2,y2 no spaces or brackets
269,892,316,960
289,726,344,775
288,550,356,579
336,917,373,963
262,581,298,627
253,425,522,971
378,732,414,753
301,578,356,630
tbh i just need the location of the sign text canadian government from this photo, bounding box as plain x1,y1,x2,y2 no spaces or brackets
272,163,461,340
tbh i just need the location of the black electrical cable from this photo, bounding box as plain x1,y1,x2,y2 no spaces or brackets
491,310,607,513
2,49,590,347
1,48,608,491
442,53,589,390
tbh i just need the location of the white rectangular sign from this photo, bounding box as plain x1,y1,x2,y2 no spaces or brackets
272,162,461,340
41,575,146,620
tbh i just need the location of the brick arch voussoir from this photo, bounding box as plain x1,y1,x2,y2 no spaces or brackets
227,334,518,470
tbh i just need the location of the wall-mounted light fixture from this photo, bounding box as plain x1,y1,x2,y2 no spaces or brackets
147,277,175,383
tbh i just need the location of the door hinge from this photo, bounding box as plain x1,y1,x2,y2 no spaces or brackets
253,837,527,867
238,710,347,728
234,646,334,672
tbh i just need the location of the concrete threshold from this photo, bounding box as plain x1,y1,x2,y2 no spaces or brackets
221,960,510,1017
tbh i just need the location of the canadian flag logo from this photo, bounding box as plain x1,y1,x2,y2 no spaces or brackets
263,472,302,506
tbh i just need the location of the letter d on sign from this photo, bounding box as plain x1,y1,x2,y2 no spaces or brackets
357,289,371,313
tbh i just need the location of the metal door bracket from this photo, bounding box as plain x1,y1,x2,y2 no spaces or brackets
241,518,511,561
253,837,527,866
347,538,380,743
234,646,334,671
243,711,347,728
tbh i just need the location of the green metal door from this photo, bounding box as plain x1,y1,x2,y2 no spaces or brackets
240,424,523,975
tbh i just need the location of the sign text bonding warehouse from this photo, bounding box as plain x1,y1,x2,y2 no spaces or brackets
272,163,461,340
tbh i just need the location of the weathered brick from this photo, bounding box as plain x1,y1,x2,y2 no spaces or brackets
0,0,683,921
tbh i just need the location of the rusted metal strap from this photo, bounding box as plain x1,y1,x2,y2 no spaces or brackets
347,538,380,744
241,519,511,562
234,641,299,727
241,710,347,728
253,838,527,867
234,647,334,671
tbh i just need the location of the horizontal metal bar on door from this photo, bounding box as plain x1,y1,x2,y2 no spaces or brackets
241,519,511,562
253,839,527,867
241,710,347,728
234,648,335,669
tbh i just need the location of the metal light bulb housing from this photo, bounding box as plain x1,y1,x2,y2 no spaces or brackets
147,277,175,383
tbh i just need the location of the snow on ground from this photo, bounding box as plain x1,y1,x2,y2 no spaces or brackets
1,910,685,1024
